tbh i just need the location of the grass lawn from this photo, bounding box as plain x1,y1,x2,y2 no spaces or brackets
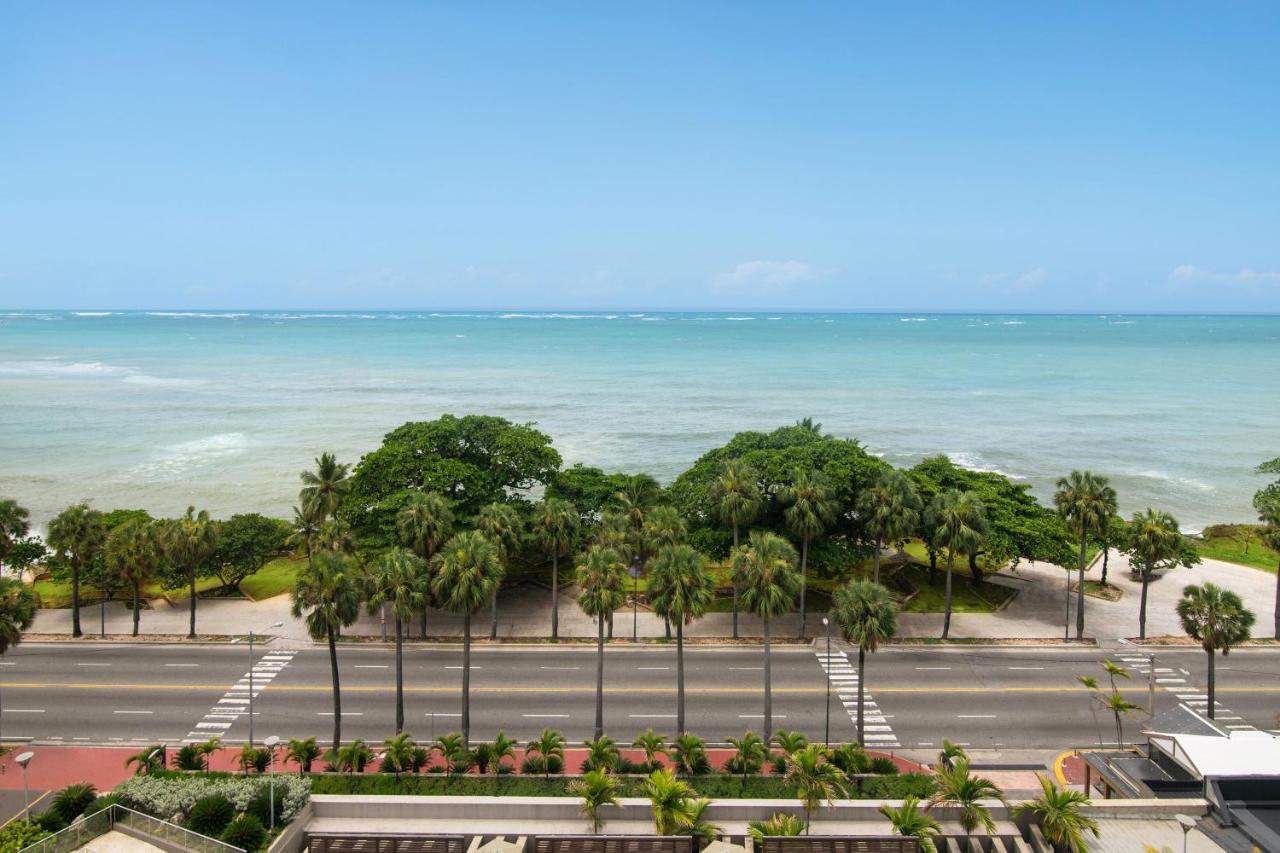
240,556,302,600
30,556,303,608
1195,524,1279,573
892,564,1017,613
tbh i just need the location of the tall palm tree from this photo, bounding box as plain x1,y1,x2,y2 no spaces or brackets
832,580,898,744
1262,519,1280,639
568,768,621,834
926,490,987,639
106,518,163,636
1098,690,1141,746
0,572,36,738
879,797,942,853
708,459,762,639
783,743,848,834
648,544,715,735
531,497,579,640
0,499,31,576
576,545,627,740
46,503,107,638
1176,582,1255,719
290,550,360,753
397,492,454,637
1054,470,1117,640
365,547,429,732
431,530,503,747
1012,776,1100,853
928,758,1007,836
734,530,800,740
781,468,838,637
288,505,322,566
476,502,521,639
299,452,351,523
1126,508,1185,640
645,505,688,639
858,469,922,584
164,506,219,638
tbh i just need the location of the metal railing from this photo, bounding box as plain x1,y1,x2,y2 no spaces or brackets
19,804,245,853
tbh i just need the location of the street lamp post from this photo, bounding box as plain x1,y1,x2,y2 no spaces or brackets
263,735,280,831
15,751,33,821
237,621,283,746
822,617,831,748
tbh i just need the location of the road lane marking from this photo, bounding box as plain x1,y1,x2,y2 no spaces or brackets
77,662,112,667
317,712,363,716
5,709,44,713
629,714,676,718
522,714,570,718
1008,667,1044,670
916,667,951,671
957,714,997,718
165,664,199,668
729,667,762,670
354,665,388,669
114,710,153,715
636,667,669,670
540,666,580,670
738,715,787,719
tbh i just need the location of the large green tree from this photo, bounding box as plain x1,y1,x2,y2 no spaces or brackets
213,513,289,592
648,543,715,735
781,469,838,637
1055,471,1118,640
0,499,31,576
106,518,163,636
46,503,106,638
432,530,503,747
162,506,219,638
291,550,360,752
1122,508,1199,640
576,545,627,739
344,415,561,546
532,497,580,640
733,530,800,739
926,490,988,639
858,469,922,584
476,502,521,639
364,548,429,732
831,580,898,744
1176,582,1254,719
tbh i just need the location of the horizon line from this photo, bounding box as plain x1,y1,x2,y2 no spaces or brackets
5,308,1280,318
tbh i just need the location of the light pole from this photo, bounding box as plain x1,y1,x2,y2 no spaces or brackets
235,621,283,746
263,735,280,831
15,751,33,821
822,617,831,748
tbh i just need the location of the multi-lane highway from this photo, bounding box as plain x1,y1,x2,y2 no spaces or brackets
3,641,1278,752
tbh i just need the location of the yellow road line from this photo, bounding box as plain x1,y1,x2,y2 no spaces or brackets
1052,750,1074,786
0,791,50,828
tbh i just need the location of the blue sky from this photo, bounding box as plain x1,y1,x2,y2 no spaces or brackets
2,2,1278,312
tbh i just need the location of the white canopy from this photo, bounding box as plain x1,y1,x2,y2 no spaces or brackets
1149,730,1280,779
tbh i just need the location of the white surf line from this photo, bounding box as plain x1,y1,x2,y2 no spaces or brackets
815,646,900,748
1115,654,1256,731
182,647,300,743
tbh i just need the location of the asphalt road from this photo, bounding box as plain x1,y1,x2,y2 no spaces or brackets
2,641,1278,750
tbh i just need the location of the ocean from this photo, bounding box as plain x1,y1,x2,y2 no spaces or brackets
1,311,1276,532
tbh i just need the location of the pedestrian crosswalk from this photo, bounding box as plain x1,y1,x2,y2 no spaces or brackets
815,647,900,748
1114,652,1255,731
182,649,299,743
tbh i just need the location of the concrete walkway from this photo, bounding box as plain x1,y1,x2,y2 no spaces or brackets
29,552,1276,644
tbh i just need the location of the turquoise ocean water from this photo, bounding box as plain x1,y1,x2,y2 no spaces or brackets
1,311,1276,531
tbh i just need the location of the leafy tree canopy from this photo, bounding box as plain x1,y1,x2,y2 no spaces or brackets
214,513,290,589
102,509,154,532
343,414,561,548
910,455,1075,568
547,464,659,523
1255,457,1280,520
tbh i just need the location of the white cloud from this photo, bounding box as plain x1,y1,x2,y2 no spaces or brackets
1170,265,1280,287
718,260,821,289
978,267,1048,291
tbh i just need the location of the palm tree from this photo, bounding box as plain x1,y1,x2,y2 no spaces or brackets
781,469,838,637
476,502,521,639
1126,508,1188,640
431,530,503,747
1013,776,1100,853
431,732,467,773
527,728,566,780
365,548,429,732
879,797,942,853
299,452,351,522
727,731,766,782
937,739,968,771
1177,582,1255,719
568,768,621,833
490,730,518,773
1262,519,1280,639
784,743,848,833
1098,691,1141,746
708,459,762,639
633,728,668,772
397,492,453,637
926,490,987,639
858,469,922,584
648,544,715,735
831,580,898,744
671,733,709,775
642,767,699,835
106,518,162,636
290,550,360,753
0,499,31,577
927,758,1006,835
125,745,166,776
332,739,373,774
576,545,627,739
286,736,321,774
46,503,106,638
380,733,416,775
0,577,36,691
164,506,219,638
749,813,806,840
531,497,579,640
734,530,800,740
583,735,622,773
1055,470,1118,640
680,799,721,843
288,505,322,566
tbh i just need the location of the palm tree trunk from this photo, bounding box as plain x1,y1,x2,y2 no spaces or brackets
71,563,82,638
1205,645,1215,720
394,616,404,734
132,581,141,636
189,571,198,639
873,539,882,584
1075,537,1087,640
942,552,954,639
462,612,472,748
676,621,686,736
1273,560,1279,640
490,589,498,640
798,537,808,638
732,525,740,640
327,625,341,753
551,552,559,640
1139,571,1150,641
856,646,866,745
594,613,605,740
763,613,772,741
1101,541,1110,584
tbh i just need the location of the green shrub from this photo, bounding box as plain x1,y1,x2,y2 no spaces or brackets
176,745,207,772
186,795,235,837
247,786,285,828
82,794,122,818
859,773,936,799
35,812,66,833
0,820,50,853
829,743,869,775
49,782,97,824
519,755,563,775
869,757,898,775
221,814,267,851
114,774,309,824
